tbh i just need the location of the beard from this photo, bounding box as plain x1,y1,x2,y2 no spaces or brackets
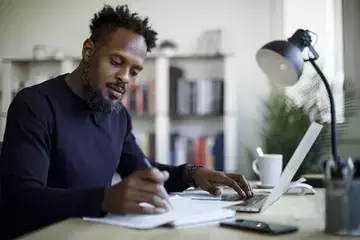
85,85,123,114
81,63,123,114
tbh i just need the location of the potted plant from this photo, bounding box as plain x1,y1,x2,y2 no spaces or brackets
259,73,359,180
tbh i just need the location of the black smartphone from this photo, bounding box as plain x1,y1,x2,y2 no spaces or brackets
220,219,298,235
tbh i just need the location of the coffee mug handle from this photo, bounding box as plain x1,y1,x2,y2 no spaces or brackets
252,159,260,176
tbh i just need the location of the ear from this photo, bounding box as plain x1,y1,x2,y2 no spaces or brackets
82,39,95,62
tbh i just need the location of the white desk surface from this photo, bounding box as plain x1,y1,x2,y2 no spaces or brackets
17,187,358,240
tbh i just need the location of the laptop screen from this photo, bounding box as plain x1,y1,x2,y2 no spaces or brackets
261,122,323,210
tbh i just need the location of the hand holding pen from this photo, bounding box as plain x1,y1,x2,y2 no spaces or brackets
101,158,173,214
142,157,174,210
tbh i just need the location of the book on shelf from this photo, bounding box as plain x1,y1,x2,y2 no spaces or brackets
134,131,224,171
122,82,156,116
170,77,224,117
169,131,224,171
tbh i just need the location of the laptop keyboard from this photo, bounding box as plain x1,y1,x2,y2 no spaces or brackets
221,194,267,205
221,194,244,201
238,194,267,206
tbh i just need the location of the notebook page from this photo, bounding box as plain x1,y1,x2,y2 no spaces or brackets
170,191,222,200
83,195,234,229
169,208,235,228
84,209,176,229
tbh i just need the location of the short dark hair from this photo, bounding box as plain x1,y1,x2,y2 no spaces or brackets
89,4,158,52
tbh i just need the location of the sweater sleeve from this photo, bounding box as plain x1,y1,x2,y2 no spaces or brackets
0,89,106,239
116,109,192,192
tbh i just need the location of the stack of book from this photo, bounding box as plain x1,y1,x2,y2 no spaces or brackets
169,131,224,171
134,131,224,171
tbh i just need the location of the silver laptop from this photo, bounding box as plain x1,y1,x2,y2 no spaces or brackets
225,122,323,213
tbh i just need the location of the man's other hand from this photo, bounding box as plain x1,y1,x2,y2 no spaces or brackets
193,168,253,198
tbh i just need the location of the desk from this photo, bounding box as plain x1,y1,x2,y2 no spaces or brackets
17,188,357,240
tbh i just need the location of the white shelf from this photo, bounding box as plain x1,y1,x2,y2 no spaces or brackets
1,53,238,173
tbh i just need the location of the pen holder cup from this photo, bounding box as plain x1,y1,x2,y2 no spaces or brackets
325,178,360,236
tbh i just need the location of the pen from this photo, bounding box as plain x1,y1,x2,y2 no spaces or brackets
143,157,174,210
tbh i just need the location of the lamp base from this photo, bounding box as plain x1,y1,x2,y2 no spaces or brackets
324,159,360,236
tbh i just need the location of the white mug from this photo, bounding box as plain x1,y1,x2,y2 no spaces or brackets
252,154,283,187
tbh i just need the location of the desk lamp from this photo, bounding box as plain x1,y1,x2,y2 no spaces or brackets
256,29,358,236
255,29,353,180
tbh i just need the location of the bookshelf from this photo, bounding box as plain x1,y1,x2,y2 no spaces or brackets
0,57,77,139
0,52,239,173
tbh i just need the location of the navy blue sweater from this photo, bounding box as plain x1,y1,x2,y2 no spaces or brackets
0,74,191,239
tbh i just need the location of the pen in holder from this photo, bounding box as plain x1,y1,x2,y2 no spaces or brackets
324,157,360,236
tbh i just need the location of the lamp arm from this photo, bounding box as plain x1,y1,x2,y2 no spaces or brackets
308,59,343,175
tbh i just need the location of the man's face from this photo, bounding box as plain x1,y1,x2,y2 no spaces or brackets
82,27,147,113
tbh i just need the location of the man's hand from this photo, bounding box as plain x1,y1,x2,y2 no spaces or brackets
193,168,253,198
102,168,170,214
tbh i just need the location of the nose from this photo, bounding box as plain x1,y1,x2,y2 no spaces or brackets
115,67,130,84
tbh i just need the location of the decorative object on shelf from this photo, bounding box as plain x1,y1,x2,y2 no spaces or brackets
158,40,177,56
52,48,64,60
32,44,48,60
256,28,360,236
195,28,222,55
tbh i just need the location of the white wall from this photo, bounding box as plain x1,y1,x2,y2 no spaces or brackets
0,0,345,177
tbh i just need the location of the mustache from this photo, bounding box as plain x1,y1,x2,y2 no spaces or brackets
106,83,126,94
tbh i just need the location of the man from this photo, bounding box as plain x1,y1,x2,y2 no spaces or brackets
0,4,252,239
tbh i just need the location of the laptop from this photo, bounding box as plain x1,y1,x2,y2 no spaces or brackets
225,122,323,213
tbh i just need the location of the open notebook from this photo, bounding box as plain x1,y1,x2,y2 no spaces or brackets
83,195,237,229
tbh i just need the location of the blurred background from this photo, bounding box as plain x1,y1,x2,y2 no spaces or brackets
0,0,359,180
